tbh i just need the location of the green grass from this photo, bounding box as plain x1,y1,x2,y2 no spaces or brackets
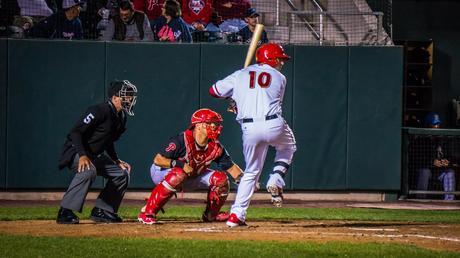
0,234,458,258
1,206,460,223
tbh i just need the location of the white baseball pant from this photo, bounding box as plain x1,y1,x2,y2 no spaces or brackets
230,116,296,221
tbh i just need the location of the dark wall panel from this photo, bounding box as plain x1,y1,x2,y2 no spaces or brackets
199,44,295,189
0,39,7,190
106,43,200,188
3,41,404,191
7,40,106,188
292,47,348,189
347,47,403,190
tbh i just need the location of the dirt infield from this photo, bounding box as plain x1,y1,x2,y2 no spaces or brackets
1,219,460,252
1,199,459,253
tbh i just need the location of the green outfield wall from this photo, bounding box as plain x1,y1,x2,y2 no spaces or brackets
0,39,403,191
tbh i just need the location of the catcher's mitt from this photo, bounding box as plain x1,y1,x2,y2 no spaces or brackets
226,98,237,114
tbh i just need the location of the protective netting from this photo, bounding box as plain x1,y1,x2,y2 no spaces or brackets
405,129,460,200
0,0,393,45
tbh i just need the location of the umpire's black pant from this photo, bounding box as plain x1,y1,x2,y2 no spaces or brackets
60,154,130,213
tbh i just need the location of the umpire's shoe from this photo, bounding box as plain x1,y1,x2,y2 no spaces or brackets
56,207,79,224
90,207,123,223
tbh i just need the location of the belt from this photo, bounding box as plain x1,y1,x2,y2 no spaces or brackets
242,114,278,123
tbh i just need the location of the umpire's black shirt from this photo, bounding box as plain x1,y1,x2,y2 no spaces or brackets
58,101,127,169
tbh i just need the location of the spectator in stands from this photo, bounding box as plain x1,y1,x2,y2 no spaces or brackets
151,0,192,42
96,0,117,33
180,0,213,32
133,0,165,29
79,0,106,39
213,0,250,33
413,112,456,200
28,0,84,40
237,8,268,44
101,0,154,41
17,0,54,24
10,16,34,38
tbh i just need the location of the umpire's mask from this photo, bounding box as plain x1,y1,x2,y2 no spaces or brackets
109,80,138,116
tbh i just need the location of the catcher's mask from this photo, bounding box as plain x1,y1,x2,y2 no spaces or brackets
256,43,290,68
109,80,138,116
190,108,223,140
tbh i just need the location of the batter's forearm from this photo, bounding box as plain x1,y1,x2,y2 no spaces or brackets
227,163,243,181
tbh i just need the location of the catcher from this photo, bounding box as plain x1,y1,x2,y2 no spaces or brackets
138,108,243,224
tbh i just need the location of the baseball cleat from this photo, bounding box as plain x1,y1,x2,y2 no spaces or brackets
137,212,157,225
267,185,283,208
226,213,247,228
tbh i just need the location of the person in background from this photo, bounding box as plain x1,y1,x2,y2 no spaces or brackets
151,0,192,42
237,8,268,44
213,0,250,33
57,80,138,224
28,0,84,39
133,0,165,30
413,112,457,200
180,0,213,32
101,0,154,41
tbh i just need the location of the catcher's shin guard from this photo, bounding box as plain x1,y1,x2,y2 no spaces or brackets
203,171,229,221
144,167,187,216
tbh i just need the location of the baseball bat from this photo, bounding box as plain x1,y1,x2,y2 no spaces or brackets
244,24,265,68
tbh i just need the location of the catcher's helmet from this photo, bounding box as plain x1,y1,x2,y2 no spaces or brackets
255,43,290,68
108,80,138,116
190,108,223,140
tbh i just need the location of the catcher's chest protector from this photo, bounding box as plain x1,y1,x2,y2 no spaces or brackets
184,130,223,173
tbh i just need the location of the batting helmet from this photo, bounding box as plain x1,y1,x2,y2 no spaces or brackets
256,43,290,68
190,108,223,140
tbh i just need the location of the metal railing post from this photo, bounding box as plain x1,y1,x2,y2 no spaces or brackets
276,0,280,26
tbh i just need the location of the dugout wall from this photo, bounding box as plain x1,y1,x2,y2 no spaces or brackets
0,39,403,191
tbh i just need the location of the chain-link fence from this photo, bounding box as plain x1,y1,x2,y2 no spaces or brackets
0,0,393,45
403,128,460,201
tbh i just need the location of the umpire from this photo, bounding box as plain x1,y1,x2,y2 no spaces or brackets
57,80,138,224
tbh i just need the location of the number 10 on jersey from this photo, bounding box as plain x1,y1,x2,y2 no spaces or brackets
249,71,272,89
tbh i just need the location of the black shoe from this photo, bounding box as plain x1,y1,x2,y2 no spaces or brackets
90,207,123,223
56,207,79,224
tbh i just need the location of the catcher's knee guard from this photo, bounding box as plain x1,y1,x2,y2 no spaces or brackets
203,171,229,221
144,167,187,216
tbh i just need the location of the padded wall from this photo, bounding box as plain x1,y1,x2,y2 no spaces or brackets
7,40,105,188
347,47,403,190
292,47,348,189
0,39,6,190
2,40,403,190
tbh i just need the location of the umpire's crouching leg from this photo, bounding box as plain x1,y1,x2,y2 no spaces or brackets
61,155,98,212
94,155,130,214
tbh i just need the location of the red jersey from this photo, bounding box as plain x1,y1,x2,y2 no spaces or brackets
133,0,165,21
213,0,251,24
181,0,213,25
